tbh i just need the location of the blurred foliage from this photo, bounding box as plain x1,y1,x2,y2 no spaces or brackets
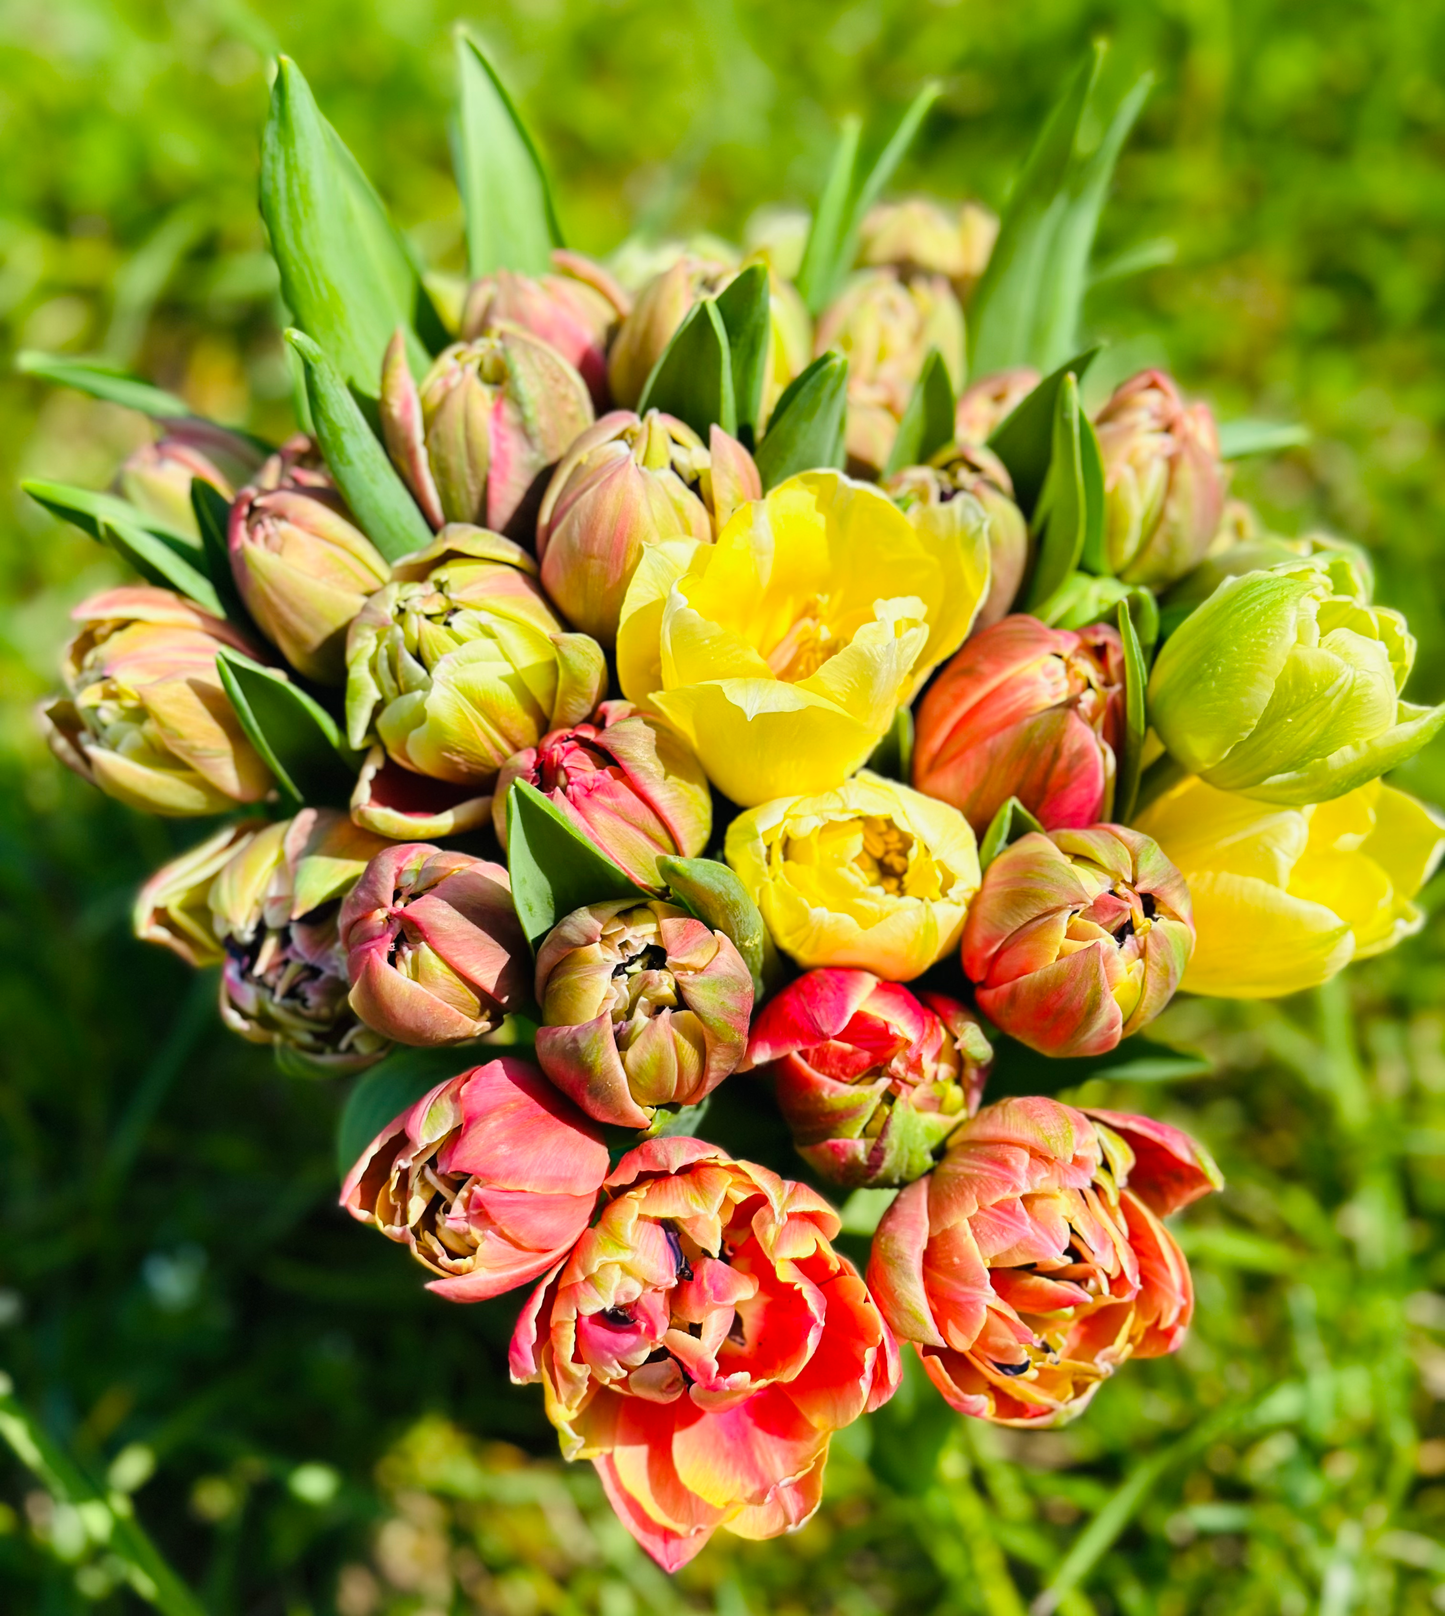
4,0,1445,1612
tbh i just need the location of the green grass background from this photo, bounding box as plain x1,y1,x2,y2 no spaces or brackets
4,1,1445,1611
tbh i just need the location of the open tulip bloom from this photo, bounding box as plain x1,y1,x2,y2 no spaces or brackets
30,39,1445,1571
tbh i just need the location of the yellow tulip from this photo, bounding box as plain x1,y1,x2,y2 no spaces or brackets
724,770,980,981
615,470,986,807
1133,773,1444,998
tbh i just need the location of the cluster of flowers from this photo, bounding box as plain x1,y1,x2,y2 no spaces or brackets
29,50,1445,1572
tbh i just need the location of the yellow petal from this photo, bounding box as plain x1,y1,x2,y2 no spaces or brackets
1181,869,1354,998
615,536,703,706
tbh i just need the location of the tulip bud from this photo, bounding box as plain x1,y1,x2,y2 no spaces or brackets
1093,369,1228,586
118,422,265,539
814,268,966,476
208,809,392,1071
460,250,631,409
493,701,711,889
1148,555,1445,804
960,826,1194,1058
345,525,607,789
744,970,992,1187
348,744,493,842
379,324,594,540
534,899,754,1130
134,820,266,967
228,434,391,684
41,586,272,816
868,1097,1220,1425
536,411,760,646
606,255,731,409
341,1058,609,1301
886,444,1030,629
858,197,1000,300
339,843,528,1046
954,368,1041,447
912,615,1125,836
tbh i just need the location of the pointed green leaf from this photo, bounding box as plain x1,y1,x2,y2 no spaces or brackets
506,780,649,951
1217,418,1311,459
755,353,848,490
834,83,941,290
1077,411,1108,574
261,56,436,397
22,478,198,551
796,117,861,315
978,796,1045,871
987,346,1100,516
883,348,956,476
1124,585,1159,659
103,518,224,613
15,352,190,418
714,265,771,446
190,479,257,633
1024,374,1089,611
455,31,562,278
636,299,736,440
285,329,433,563
336,1047,473,1183
1113,597,1149,823
216,649,360,809
656,855,767,1002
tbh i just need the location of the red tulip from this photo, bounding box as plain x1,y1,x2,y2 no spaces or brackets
342,1058,609,1302
960,825,1194,1058
510,1138,899,1569
912,614,1125,836
867,1096,1220,1425
743,970,991,1187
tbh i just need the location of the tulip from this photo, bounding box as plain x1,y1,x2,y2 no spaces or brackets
744,970,992,1187
534,900,754,1130
460,250,631,409
118,422,265,539
493,701,711,889
1134,773,1445,997
536,411,760,647
228,434,391,683
814,269,966,476
207,808,391,1071
857,197,1000,300
379,324,594,540
1093,369,1228,586
954,368,1041,447
868,1097,1220,1425
1163,521,1373,624
345,526,606,789
41,586,273,816
1148,556,1445,804
348,744,494,841
510,1137,900,1570
339,843,529,1046
912,615,1126,837
960,825,1195,1058
133,820,266,967
617,471,984,807
725,770,980,981
885,444,1029,630
342,1058,609,1301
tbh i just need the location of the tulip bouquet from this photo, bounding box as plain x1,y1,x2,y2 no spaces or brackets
20,37,1445,1572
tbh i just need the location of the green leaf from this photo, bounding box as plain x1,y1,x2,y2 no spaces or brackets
969,45,1150,374
656,855,768,1002
883,348,956,476
833,82,942,289
978,796,1045,871
335,1047,473,1183
865,705,915,783
215,649,360,809
796,117,861,315
23,477,198,551
1024,373,1089,611
1124,585,1159,658
260,56,436,398
984,1033,1212,1099
1077,413,1108,574
755,353,848,490
1217,418,1311,458
506,780,649,950
455,30,563,278
714,265,771,446
15,351,191,418
637,299,736,440
1114,598,1148,823
987,346,1100,515
103,518,225,614
190,479,256,633
285,329,434,563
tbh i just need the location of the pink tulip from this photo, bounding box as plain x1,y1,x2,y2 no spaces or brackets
953,368,1040,446
912,614,1125,836
960,825,1195,1058
342,1059,609,1301
510,1137,899,1569
340,843,529,1046
743,969,992,1187
867,1096,1220,1425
